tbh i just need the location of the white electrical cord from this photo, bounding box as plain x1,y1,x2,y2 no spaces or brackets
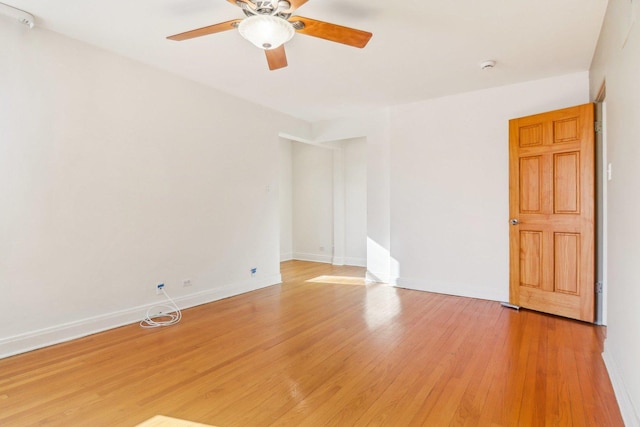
140,288,182,328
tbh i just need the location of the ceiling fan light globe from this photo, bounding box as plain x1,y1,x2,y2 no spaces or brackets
238,14,294,50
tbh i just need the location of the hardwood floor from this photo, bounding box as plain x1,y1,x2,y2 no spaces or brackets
0,261,623,426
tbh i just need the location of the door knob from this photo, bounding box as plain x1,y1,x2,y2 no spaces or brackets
510,218,519,225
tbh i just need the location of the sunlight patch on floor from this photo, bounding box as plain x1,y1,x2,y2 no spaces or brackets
306,275,367,286
135,415,216,426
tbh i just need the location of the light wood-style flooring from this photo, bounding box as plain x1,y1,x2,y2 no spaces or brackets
0,260,623,426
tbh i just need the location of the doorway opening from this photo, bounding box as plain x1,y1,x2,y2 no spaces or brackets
279,137,367,268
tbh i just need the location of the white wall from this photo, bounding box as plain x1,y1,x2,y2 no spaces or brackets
590,1,640,424
343,138,367,266
0,19,307,357
390,73,590,301
279,138,293,261
291,142,334,263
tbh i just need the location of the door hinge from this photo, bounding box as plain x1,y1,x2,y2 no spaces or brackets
595,281,603,294
594,121,603,134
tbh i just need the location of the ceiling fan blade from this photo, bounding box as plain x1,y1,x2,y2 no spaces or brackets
290,16,372,48
265,45,288,70
281,0,309,13
167,19,241,41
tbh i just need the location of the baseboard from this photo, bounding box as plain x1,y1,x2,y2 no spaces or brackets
395,276,506,302
366,270,391,284
344,257,366,267
0,274,281,360
602,342,640,427
292,252,332,264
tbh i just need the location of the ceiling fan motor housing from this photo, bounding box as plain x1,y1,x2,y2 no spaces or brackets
241,0,292,19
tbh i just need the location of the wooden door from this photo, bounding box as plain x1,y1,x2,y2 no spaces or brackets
509,103,595,322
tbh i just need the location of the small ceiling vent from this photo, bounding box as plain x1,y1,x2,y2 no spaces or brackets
480,60,496,70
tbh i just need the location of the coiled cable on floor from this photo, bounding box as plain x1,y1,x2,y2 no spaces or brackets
140,288,182,328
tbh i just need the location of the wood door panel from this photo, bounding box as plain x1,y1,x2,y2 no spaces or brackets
519,123,544,147
520,156,542,213
554,232,580,294
520,231,543,288
553,116,581,144
554,151,580,214
509,103,594,322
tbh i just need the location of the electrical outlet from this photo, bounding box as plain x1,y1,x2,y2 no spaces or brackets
156,283,165,295
183,279,192,287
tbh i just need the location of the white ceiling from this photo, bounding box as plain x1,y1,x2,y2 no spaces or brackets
3,0,607,122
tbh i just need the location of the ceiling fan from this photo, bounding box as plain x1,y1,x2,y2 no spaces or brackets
166,0,373,71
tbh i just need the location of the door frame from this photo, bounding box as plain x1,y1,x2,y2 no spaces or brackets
595,83,607,325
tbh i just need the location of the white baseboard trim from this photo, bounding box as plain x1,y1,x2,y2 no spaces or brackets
0,274,281,360
293,254,365,267
292,252,332,264
602,342,640,427
366,270,391,284
344,257,366,267
395,276,506,302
